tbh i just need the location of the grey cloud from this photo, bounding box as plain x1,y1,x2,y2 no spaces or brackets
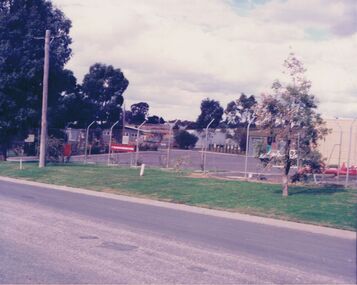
331,7,357,36
56,0,356,121
126,65,256,97
251,0,357,37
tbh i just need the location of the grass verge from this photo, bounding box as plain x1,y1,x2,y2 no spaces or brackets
0,162,356,230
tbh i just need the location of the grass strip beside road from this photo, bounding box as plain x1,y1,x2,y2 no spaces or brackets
0,162,356,230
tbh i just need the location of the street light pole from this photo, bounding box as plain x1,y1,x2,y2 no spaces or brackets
244,114,256,179
166,120,178,168
121,103,126,143
84,121,95,164
39,30,50,168
135,120,147,166
345,118,356,188
107,120,119,165
203,119,215,173
336,118,343,179
296,132,301,169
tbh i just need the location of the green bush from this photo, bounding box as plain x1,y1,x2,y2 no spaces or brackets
174,130,198,149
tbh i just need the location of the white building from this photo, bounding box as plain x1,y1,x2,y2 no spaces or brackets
186,129,227,149
318,118,357,166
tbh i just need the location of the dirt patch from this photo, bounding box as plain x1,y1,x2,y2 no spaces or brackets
187,173,212,179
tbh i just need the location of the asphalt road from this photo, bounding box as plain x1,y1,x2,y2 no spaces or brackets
0,181,355,284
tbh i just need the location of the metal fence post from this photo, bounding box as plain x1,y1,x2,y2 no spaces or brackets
166,120,178,168
203,119,215,173
244,114,256,179
336,118,343,179
135,120,147,166
107,120,119,166
345,118,356,187
296,132,300,169
84,121,95,164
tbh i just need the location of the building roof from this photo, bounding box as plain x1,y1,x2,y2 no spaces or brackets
125,124,169,134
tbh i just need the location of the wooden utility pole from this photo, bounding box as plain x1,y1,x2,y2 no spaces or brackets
39,30,50,168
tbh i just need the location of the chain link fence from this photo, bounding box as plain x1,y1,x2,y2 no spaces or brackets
5,125,357,188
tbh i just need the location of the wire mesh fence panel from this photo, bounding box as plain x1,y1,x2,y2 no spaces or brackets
5,122,356,187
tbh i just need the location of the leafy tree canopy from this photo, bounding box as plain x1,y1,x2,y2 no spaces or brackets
225,93,257,128
125,102,149,125
82,63,129,126
174,130,198,149
255,53,329,196
131,102,149,124
196,98,223,130
50,83,93,129
0,0,73,159
147,115,165,124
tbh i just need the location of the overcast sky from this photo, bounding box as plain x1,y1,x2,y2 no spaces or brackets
52,0,357,121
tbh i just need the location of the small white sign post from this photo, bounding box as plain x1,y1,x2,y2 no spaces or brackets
140,164,145,176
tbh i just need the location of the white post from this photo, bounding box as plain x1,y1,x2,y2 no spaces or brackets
201,135,205,166
166,120,178,168
203,119,215,173
19,148,23,170
107,120,119,165
84,121,95,164
39,30,50,168
345,118,356,188
135,120,147,166
244,114,256,179
140,164,145,176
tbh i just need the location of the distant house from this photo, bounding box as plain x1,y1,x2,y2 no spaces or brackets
186,129,226,149
186,128,291,156
65,128,85,143
247,129,270,156
123,124,169,147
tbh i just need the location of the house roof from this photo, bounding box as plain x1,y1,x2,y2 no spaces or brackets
125,124,169,134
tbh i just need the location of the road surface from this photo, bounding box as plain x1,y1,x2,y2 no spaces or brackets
0,180,355,284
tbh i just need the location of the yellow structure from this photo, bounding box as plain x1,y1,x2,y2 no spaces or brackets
318,118,357,166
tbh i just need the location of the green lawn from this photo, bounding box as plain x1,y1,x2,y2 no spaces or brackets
0,162,356,230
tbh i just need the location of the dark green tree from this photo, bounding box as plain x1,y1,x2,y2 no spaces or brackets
0,0,73,160
225,93,257,128
196,98,223,129
50,82,93,129
81,63,129,126
128,102,149,125
174,130,198,149
224,93,257,151
147,115,165,124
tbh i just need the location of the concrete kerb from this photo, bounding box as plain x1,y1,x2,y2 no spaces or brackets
0,175,355,240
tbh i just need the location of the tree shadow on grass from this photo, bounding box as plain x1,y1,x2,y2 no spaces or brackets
287,185,347,196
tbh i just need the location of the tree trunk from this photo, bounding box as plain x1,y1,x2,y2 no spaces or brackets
282,174,289,196
282,137,291,197
0,144,7,161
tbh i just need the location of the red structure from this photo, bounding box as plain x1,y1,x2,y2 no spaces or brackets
111,144,135,152
63,144,72,157
324,163,357,176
